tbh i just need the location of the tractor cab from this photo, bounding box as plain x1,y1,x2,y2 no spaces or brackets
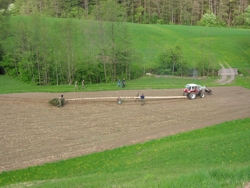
183,84,199,94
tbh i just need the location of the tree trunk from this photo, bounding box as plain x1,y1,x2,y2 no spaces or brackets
102,52,108,84
85,0,89,17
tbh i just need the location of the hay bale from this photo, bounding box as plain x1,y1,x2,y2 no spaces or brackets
49,98,65,107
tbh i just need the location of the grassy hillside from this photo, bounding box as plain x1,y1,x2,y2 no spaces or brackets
8,17,250,76
1,118,250,187
129,23,250,73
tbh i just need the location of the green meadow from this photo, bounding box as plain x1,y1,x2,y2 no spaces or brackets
0,115,249,188
0,73,250,94
126,23,250,73
0,21,250,187
0,75,218,94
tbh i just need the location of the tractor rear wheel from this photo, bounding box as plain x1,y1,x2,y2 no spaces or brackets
188,92,196,100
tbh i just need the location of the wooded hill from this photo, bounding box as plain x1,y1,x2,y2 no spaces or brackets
0,15,249,85
0,0,249,85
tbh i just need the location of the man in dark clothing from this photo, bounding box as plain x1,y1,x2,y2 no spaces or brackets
122,78,125,88
140,93,145,106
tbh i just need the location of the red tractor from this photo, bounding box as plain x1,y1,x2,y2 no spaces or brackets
183,84,212,100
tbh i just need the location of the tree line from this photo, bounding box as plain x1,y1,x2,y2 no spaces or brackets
1,0,250,27
0,1,139,85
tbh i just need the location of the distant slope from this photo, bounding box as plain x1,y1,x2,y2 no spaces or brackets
8,17,250,75
129,23,250,73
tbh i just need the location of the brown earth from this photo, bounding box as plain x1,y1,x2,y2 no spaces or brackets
0,86,250,172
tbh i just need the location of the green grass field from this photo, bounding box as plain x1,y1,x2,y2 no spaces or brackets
128,23,250,72
0,74,250,94
0,118,249,188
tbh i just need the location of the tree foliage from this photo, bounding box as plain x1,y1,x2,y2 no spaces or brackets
0,0,13,10
198,13,218,27
156,45,188,76
0,2,136,85
5,0,250,27
243,5,250,25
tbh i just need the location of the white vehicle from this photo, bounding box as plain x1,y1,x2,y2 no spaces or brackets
146,73,153,76
183,84,212,100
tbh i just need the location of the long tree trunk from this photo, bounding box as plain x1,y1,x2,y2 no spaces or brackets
172,61,175,75
36,49,41,85
84,0,89,17
67,55,72,84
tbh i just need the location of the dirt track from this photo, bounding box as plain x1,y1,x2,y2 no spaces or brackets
0,86,250,172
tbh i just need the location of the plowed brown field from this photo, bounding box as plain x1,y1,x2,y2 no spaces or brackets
0,86,249,172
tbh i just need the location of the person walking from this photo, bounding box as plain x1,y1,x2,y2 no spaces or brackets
135,91,139,102
74,81,78,90
58,94,64,107
122,78,125,88
117,79,121,87
82,79,85,89
140,93,145,106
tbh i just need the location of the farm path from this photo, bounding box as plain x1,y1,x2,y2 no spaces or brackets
217,63,236,84
0,86,249,172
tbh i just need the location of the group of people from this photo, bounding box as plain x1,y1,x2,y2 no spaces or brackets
75,78,128,89
58,79,146,107
58,91,145,107
74,80,85,90
117,91,145,106
117,78,126,88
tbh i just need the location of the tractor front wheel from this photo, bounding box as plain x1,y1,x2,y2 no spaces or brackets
188,92,196,100
200,92,205,98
